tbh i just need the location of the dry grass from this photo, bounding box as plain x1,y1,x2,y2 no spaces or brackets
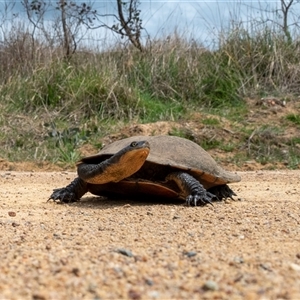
0,19,300,166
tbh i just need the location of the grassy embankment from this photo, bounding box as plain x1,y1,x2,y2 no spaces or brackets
0,28,299,169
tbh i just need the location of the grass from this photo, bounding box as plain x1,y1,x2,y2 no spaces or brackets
202,118,220,126
219,143,236,152
138,93,185,123
0,20,300,169
289,137,300,145
207,103,248,123
286,114,300,125
169,128,198,142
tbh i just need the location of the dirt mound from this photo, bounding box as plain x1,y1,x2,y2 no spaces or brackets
0,158,63,172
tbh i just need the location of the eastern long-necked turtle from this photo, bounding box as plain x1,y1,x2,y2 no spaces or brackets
49,135,241,206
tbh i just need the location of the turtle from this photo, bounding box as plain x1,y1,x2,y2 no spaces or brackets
49,135,241,206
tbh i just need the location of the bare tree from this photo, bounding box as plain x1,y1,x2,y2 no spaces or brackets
278,0,295,42
55,0,98,57
257,0,299,42
22,0,144,58
115,0,143,51
0,1,19,79
80,0,144,51
239,0,300,42
23,0,98,58
0,1,17,29
22,0,49,57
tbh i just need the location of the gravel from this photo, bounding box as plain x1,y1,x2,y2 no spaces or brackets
0,170,299,299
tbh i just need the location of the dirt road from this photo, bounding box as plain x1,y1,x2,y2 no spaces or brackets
0,170,299,299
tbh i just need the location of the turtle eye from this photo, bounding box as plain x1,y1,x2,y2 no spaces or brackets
130,141,137,147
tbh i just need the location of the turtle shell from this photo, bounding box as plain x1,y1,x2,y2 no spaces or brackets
79,135,241,199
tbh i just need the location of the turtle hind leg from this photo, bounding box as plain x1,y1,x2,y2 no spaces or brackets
208,184,237,201
166,172,216,206
49,177,88,203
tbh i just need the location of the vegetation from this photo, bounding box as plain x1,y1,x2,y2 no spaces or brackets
0,1,300,169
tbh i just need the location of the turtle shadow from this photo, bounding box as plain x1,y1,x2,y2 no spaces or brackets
66,195,185,209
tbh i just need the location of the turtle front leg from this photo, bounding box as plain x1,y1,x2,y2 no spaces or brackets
49,177,88,203
166,172,215,206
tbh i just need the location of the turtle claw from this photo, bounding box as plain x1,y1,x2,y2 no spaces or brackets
208,184,236,201
186,191,215,206
48,188,78,203
48,177,87,203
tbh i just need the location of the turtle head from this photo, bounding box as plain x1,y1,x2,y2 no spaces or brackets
99,140,150,183
118,140,150,169
77,140,150,184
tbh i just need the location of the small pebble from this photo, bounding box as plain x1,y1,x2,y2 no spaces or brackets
32,294,46,300
128,289,141,300
60,258,68,265
289,263,300,272
148,291,159,299
259,263,272,271
183,251,197,258
202,280,219,291
145,278,153,286
233,256,244,264
8,211,16,217
72,267,80,276
116,248,134,257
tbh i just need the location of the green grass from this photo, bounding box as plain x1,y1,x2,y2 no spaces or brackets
200,139,221,151
287,150,300,169
138,93,185,123
169,128,196,142
219,143,236,152
202,118,220,126
0,23,300,168
206,103,248,123
289,137,300,145
286,114,300,125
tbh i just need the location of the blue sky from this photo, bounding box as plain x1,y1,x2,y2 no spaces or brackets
138,1,287,36
98,0,289,46
1,1,299,48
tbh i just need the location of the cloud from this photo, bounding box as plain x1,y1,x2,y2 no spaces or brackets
1,0,298,49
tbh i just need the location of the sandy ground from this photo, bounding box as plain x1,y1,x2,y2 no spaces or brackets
0,170,300,300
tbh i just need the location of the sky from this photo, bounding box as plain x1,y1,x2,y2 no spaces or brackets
138,0,297,44
92,0,298,48
1,1,299,49
95,0,282,45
